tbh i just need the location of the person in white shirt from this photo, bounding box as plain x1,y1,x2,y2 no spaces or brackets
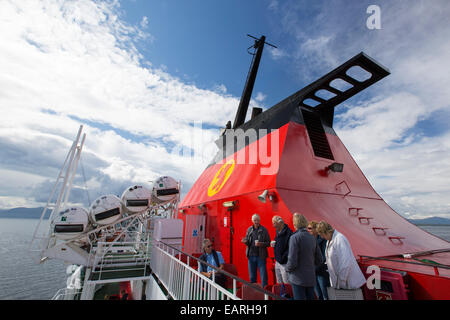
317,221,366,290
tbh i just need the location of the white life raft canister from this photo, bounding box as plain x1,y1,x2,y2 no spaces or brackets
152,176,179,204
89,194,122,225
52,206,90,240
121,185,152,214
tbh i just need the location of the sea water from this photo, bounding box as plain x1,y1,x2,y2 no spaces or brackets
0,218,449,300
0,218,67,300
418,225,450,242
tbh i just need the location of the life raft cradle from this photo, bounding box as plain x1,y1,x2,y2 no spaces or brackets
359,247,450,276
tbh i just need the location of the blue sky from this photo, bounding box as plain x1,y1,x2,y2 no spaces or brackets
0,0,449,219
120,0,287,102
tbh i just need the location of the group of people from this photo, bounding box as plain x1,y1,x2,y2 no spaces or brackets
197,212,366,300
242,213,366,300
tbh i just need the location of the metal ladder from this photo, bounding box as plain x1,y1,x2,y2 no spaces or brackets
29,125,86,263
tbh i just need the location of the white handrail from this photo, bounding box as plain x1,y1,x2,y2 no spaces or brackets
88,231,151,282
151,243,238,300
52,288,82,300
151,240,281,300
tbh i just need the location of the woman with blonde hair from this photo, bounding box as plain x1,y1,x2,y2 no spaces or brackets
317,221,366,290
285,213,323,300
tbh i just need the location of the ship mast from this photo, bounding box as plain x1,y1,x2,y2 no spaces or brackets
232,35,277,129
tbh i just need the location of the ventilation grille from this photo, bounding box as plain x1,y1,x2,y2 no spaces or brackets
54,224,84,233
156,188,179,196
301,109,334,160
95,207,121,221
126,199,149,207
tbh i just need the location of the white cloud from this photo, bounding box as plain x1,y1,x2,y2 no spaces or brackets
300,36,337,65
268,0,279,11
1,0,448,221
0,0,241,208
213,84,227,94
254,92,266,103
268,47,288,61
335,92,428,153
140,16,148,29
269,0,450,218
0,196,44,209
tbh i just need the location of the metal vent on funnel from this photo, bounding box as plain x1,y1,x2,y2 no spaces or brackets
301,109,334,160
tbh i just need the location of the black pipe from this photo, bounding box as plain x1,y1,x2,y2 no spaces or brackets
232,36,266,129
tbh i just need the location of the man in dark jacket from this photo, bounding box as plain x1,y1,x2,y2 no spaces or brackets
241,213,270,288
271,215,293,284
285,213,323,300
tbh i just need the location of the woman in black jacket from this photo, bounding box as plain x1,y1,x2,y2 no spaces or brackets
307,220,330,300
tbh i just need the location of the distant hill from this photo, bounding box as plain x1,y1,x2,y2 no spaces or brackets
408,217,450,226
0,207,49,219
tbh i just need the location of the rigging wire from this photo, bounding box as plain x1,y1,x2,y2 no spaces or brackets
79,155,91,207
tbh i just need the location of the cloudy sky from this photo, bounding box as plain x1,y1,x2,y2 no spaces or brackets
0,0,449,219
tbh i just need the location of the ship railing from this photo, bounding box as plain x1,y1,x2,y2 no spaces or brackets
30,195,176,265
151,240,282,300
82,213,151,268
51,288,82,300
87,230,152,283
359,254,450,277
82,209,173,254
85,213,149,247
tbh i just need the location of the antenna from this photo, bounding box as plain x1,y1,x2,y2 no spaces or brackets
232,35,278,129
246,34,277,50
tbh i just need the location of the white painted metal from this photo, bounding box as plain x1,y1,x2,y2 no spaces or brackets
51,206,90,240
89,194,122,225
121,185,152,214
151,241,240,300
29,125,86,263
153,218,183,251
51,288,82,300
183,214,205,254
37,128,266,301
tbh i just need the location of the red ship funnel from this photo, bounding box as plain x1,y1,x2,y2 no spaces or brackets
179,52,450,299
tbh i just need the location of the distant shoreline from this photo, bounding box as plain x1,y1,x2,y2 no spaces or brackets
414,224,450,227
0,216,49,219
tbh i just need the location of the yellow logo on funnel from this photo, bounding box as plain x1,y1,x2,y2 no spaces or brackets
207,159,235,197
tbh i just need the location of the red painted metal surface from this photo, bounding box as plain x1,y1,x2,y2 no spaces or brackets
179,121,450,299
180,125,289,206
360,265,409,300
119,281,132,300
359,259,450,299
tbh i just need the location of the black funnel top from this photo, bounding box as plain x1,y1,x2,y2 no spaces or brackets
212,52,390,166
